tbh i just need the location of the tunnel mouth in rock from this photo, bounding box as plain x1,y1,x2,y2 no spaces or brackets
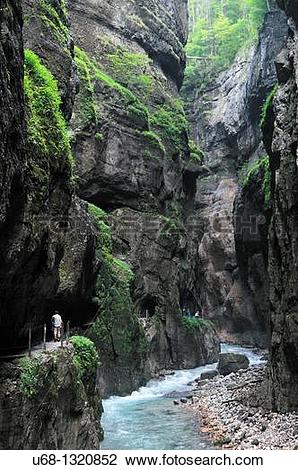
140,295,158,319
47,296,98,333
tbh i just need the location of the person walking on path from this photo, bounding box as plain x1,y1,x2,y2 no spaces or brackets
51,311,63,342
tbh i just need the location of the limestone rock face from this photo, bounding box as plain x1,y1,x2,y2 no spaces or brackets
69,0,189,212
0,349,103,449
184,7,288,347
0,0,25,226
267,0,298,411
0,0,26,345
23,0,77,118
0,0,92,349
68,0,220,383
233,170,271,347
218,353,249,376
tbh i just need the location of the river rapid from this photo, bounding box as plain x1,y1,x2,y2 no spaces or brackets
101,344,264,450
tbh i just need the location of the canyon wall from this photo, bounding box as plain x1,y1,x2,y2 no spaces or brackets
267,0,298,411
67,0,219,395
0,0,219,443
184,5,288,347
0,0,103,449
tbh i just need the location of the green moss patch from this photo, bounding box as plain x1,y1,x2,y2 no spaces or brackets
87,202,148,362
74,48,99,130
24,49,73,196
88,203,112,253
142,131,166,154
74,47,190,157
181,317,214,331
260,85,278,128
189,139,204,163
241,155,271,207
150,100,188,150
107,49,153,97
74,47,149,127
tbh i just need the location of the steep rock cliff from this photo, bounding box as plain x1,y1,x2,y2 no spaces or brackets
68,0,219,391
1,0,219,409
266,0,298,411
0,0,26,347
0,0,79,349
183,6,287,346
0,1,103,449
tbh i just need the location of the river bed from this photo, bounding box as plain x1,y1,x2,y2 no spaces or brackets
101,344,264,450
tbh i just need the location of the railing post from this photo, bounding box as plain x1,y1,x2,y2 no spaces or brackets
66,320,70,345
28,323,32,358
43,324,47,351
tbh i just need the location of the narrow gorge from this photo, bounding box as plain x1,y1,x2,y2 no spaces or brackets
0,0,298,450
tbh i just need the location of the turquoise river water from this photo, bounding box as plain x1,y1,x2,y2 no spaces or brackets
101,344,264,450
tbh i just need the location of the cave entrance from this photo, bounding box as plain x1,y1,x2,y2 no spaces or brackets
183,170,198,201
179,289,199,317
140,296,157,320
46,296,98,339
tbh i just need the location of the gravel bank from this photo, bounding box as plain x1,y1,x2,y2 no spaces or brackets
185,365,298,449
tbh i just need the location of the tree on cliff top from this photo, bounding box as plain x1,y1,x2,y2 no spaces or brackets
184,0,268,95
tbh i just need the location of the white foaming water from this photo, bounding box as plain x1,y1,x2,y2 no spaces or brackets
101,344,265,450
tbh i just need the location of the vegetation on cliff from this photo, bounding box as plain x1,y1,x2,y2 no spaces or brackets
69,336,100,378
241,155,271,206
24,49,72,199
74,46,149,129
260,84,278,127
74,46,188,156
181,316,214,331
38,0,69,45
184,0,268,96
87,203,148,377
19,356,47,398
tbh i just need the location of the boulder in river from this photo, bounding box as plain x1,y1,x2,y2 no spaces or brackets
218,353,249,376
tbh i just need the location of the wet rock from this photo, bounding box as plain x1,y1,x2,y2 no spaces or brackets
180,398,188,404
218,353,249,376
173,400,179,406
196,379,209,387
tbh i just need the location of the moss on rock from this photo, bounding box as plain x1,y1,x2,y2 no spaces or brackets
24,49,73,202
74,47,149,130
241,155,271,207
87,202,148,395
